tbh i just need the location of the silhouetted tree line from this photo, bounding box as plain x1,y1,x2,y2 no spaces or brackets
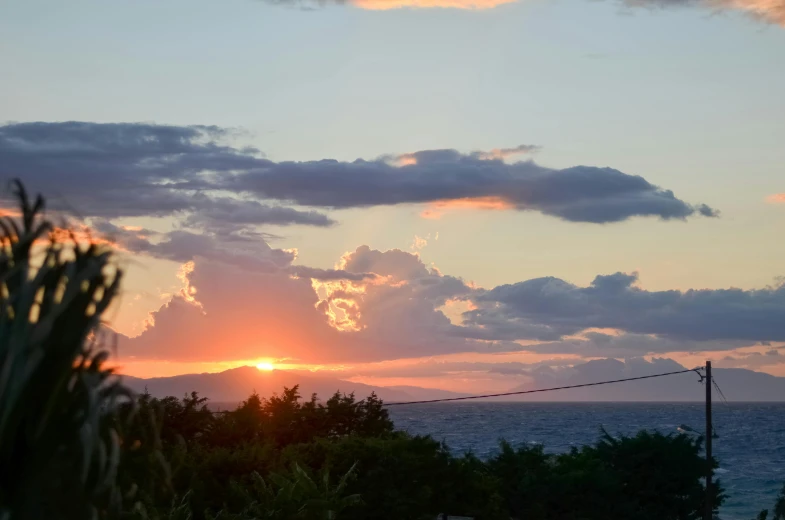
0,181,778,520
114,386,729,520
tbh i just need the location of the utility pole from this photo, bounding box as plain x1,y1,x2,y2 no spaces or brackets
705,361,713,520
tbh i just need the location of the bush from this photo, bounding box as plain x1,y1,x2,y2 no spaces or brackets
487,429,724,520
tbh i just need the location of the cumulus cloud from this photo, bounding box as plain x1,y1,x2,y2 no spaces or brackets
464,272,785,343
1,121,717,226
116,238,785,365
94,218,374,283
289,265,376,282
120,246,481,362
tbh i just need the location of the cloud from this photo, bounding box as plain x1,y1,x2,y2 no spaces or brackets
621,0,785,27
119,247,481,363
402,144,540,164
258,0,785,24
421,196,514,219
181,195,335,229
766,193,785,204
0,121,333,228
234,150,717,224
116,238,785,366
463,272,785,343
289,265,377,282
314,245,473,338
94,218,374,283
261,0,515,10
410,234,428,250
720,348,785,369
95,220,294,273
354,0,516,8
259,0,785,23
471,144,541,161
1,122,717,226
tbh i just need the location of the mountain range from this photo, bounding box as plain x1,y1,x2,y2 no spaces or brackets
502,357,785,402
121,358,785,405
121,366,466,407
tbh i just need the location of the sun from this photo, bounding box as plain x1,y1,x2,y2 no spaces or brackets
256,362,275,371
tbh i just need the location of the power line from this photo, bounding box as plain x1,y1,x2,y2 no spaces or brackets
384,367,704,407
712,377,731,409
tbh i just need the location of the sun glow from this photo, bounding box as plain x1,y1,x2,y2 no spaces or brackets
256,362,275,371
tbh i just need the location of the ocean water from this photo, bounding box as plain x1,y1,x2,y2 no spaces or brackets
388,402,785,520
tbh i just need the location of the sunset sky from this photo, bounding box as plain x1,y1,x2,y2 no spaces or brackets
2,0,784,392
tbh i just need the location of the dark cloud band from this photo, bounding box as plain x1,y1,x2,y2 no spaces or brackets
463,272,785,343
2,121,718,226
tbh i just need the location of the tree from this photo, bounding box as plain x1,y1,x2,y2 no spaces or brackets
754,484,785,520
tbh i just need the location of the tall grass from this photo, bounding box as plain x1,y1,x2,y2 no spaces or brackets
0,180,130,519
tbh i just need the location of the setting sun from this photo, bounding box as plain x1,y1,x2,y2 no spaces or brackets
256,362,275,371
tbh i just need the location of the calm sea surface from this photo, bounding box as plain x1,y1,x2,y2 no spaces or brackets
388,402,785,520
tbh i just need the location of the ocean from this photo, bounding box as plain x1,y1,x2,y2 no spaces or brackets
388,402,785,520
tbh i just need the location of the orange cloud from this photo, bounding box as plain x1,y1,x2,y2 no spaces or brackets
396,154,419,166
625,0,785,26
421,196,514,219
177,261,204,311
766,193,785,204
311,278,367,332
474,144,541,161
49,226,120,248
0,208,22,218
410,234,429,251
352,0,515,9
720,0,785,25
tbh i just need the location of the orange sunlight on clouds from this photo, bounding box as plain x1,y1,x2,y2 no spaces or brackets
766,193,785,204
723,0,785,26
176,261,203,310
421,196,514,219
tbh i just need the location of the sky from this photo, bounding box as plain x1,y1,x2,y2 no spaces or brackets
2,0,784,393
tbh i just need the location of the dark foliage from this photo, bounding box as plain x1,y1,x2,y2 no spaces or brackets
489,429,723,520
0,181,131,519
754,484,785,520
118,386,726,520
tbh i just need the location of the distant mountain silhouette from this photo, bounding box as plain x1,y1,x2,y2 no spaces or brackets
502,358,785,401
121,366,463,405
121,358,785,405
385,385,471,401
